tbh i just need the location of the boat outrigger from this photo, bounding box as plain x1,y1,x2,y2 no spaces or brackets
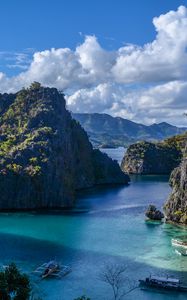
139,275,187,292
172,238,187,248
171,238,187,256
33,260,71,279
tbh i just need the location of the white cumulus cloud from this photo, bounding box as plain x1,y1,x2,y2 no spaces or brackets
67,80,187,125
0,6,187,125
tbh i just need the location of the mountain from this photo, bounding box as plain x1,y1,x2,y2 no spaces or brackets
72,113,187,148
0,83,129,210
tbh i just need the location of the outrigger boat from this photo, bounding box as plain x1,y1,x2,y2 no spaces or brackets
171,238,187,256
172,238,187,248
33,260,71,279
139,275,187,292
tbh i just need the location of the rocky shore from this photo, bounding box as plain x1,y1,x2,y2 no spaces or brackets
145,205,164,221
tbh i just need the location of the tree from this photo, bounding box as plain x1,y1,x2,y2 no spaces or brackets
29,82,41,90
99,263,137,300
0,272,9,300
0,263,31,300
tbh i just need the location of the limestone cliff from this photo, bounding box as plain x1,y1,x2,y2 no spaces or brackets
0,83,129,210
121,141,182,175
164,157,187,224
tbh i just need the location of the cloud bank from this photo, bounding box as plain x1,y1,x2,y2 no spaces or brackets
0,6,187,125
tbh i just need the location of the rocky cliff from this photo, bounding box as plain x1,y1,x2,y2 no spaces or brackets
164,156,187,224
121,140,183,174
0,83,129,210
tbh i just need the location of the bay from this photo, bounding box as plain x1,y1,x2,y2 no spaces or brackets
0,147,186,300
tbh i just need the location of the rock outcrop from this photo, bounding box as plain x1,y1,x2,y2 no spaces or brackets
145,205,164,221
121,140,183,175
164,157,187,224
0,83,129,210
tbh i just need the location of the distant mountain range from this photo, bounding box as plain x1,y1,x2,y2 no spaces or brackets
72,113,187,148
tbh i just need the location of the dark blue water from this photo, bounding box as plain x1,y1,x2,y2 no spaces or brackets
0,148,186,299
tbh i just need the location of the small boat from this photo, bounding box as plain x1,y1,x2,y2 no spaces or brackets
171,238,187,256
139,275,187,292
175,249,182,256
41,261,59,279
33,260,71,279
172,239,187,249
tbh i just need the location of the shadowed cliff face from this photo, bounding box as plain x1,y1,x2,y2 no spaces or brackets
0,83,129,210
121,141,182,175
164,156,187,225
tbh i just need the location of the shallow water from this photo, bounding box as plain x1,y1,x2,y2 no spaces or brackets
0,148,187,300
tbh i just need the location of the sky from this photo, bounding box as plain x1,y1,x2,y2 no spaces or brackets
0,0,187,126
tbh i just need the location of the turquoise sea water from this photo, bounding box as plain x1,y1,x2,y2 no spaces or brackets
0,148,187,299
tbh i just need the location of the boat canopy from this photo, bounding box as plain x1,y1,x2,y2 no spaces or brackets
150,276,180,284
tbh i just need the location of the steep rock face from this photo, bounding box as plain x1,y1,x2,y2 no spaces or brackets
121,141,182,174
164,158,187,224
93,149,127,184
0,84,129,210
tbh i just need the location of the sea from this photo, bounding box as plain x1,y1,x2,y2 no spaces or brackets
0,147,187,300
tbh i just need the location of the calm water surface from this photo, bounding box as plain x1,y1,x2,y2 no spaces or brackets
0,148,187,299
100,147,125,164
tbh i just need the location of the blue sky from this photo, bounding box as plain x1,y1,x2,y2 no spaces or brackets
0,0,186,76
0,1,187,126
1,0,186,52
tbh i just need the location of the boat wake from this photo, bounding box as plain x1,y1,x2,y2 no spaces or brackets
88,204,145,214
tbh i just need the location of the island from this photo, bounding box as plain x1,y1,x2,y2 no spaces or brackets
121,135,186,174
0,83,129,210
145,205,164,221
120,132,187,224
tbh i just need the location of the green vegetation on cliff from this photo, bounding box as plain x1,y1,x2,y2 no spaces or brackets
164,155,187,225
162,132,187,153
121,136,185,174
0,83,129,210
122,131,187,224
